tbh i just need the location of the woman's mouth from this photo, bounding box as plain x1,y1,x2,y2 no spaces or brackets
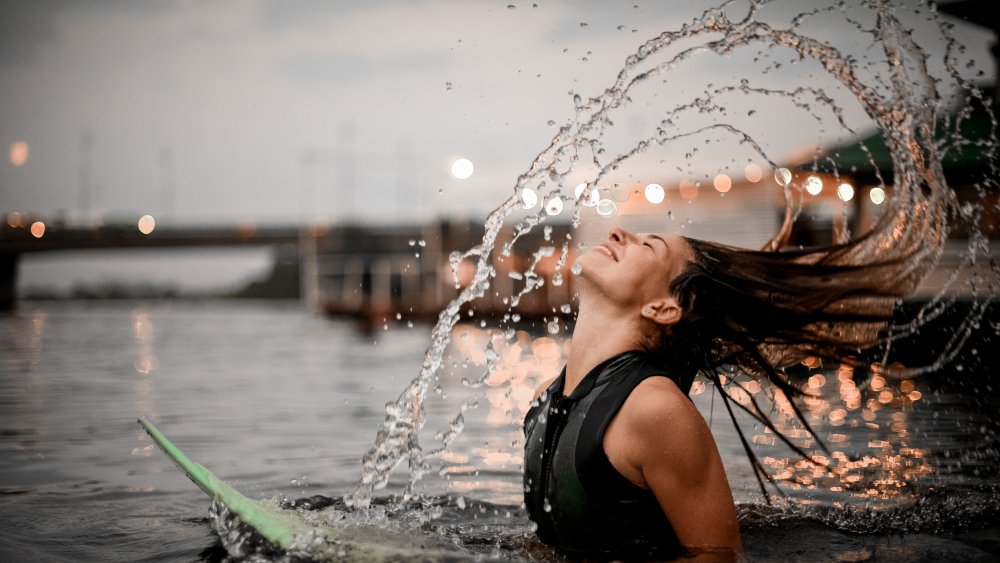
595,244,618,261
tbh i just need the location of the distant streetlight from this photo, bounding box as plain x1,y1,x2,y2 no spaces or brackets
837,183,855,202
805,175,823,195
521,187,538,209
644,183,665,204
450,158,474,180
774,167,792,186
9,141,28,166
544,196,564,216
869,187,886,205
138,215,156,234
713,174,732,193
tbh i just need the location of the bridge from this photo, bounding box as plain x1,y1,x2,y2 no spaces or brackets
0,222,303,310
0,216,579,331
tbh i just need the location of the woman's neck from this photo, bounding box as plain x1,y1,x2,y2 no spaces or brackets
564,298,646,396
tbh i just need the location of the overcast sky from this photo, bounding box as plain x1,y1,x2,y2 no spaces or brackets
2,0,994,292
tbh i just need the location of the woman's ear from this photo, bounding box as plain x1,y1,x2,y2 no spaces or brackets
641,297,682,327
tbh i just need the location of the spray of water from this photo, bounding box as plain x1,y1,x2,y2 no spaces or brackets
348,0,998,511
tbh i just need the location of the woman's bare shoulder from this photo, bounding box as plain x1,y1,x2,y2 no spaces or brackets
621,376,713,460
628,376,693,414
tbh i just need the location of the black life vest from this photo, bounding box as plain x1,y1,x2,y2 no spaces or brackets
522,350,689,561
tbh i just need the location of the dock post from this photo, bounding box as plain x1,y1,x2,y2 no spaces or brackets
0,253,18,311
299,229,321,312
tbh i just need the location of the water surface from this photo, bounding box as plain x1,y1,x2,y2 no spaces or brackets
1,300,998,561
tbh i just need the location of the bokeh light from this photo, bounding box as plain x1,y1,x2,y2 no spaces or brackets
713,174,732,193
9,141,28,166
774,167,792,186
805,175,824,196
869,186,886,205
30,221,45,238
644,183,665,204
574,183,600,206
544,196,564,216
450,158,474,180
837,183,855,202
679,180,698,200
138,214,156,235
744,163,762,183
520,187,538,209
6,211,23,228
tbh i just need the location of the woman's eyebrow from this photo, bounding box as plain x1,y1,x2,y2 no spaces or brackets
646,234,669,252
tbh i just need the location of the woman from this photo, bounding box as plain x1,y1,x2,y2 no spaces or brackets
523,226,915,561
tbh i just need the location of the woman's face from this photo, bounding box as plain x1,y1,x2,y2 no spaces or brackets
574,228,693,312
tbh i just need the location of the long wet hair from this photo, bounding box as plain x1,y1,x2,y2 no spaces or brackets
653,236,923,500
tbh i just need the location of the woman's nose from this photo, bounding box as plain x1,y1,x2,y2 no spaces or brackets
609,228,632,244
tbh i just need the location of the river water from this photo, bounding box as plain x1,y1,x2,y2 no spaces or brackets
1,299,998,561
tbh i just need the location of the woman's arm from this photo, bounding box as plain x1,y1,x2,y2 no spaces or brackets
608,377,743,556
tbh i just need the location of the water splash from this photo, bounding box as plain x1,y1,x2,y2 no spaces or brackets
349,0,998,515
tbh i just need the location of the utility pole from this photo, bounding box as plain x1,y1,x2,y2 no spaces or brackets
78,128,93,220
158,147,174,223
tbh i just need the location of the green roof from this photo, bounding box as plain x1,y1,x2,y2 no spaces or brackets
802,94,997,182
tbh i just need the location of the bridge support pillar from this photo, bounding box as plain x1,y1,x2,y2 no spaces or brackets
0,253,18,311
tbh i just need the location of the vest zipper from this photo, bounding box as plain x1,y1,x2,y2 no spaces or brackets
539,393,567,516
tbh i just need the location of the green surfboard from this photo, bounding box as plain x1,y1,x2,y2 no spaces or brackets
138,417,311,550
138,417,468,562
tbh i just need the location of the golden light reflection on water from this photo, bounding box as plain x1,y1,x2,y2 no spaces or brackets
441,325,938,503
440,324,568,501
30,310,46,354
749,358,934,500
131,308,157,420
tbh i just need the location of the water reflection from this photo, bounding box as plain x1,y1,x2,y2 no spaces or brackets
131,307,157,440
435,324,567,504
435,322,996,511
744,357,955,503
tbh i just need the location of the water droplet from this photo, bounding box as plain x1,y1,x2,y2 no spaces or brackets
545,196,564,216
560,304,572,314
512,313,521,322
596,199,617,218
571,263,583,275
543,498,553,512
547,320,560,334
